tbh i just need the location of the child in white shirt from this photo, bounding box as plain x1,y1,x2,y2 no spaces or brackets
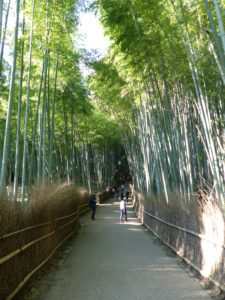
120,199,127,222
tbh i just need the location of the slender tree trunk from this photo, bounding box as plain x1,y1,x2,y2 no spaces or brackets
37,0,49,182
206,31,225,84
21,0,35,202
41,0,49,181
0,0,20,190
213,0,225,53
62,99,70,182
48,55,58,182
37,72,45,182
13,2,25,198
29,61,44,186
203,0,225,73
0,0,11,74
47,56,51,170
71,110,76,182
0,0,3,45
41,55,47,181
0,139,2,174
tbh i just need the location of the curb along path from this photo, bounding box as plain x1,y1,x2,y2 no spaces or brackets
40,199,211,300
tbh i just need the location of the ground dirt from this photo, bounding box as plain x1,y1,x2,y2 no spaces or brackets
17,198,220,300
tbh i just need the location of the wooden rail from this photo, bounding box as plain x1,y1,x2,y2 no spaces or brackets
0,214,79,266
143,210,225,292
2,191,111,299
144,211,225,249
1,206,87,299
79,202,90,214
1,210,78,241
6,225,78,300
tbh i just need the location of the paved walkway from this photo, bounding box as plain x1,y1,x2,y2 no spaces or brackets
41,199,211,300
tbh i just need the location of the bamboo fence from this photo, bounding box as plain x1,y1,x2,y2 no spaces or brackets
143,211,225,292
0,209,80,300
0,190,112,299
132,191,225,293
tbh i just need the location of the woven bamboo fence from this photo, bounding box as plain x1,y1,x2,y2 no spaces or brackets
0,209,80,300
132,190,225,293
0,189,112,299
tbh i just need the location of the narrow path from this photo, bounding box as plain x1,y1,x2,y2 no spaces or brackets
41,199,211,300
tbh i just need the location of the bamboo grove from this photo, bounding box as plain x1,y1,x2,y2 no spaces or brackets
88,0,225,208
0,0,122,200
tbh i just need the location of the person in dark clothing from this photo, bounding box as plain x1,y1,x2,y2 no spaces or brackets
125,190,129,202
115,188,119,201
89,194,97,220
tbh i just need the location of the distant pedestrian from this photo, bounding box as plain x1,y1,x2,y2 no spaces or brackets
88,194,97,220
120,192,124,200
112,187,115,198
125,190,129,202
120,198,127,223
115,189,119,201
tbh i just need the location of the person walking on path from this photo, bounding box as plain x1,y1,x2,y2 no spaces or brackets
115,188,119,201
120,198,127,223
88,194,97,220
125,190,129,202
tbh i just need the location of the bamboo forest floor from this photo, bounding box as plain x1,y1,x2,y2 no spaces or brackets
21,198,214,300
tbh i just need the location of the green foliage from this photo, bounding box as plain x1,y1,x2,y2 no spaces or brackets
85,0,225,206
0,0,124,192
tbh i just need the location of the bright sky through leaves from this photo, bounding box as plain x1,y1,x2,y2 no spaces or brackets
78,12,109,54
6,8,109,69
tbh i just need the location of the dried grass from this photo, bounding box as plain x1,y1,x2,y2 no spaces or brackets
29,182,89,225
0,182,90,237
0,191,30,237
0,182,90,299
133,188,225,290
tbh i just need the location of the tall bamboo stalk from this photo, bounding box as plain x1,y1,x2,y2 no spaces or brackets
48,55,58,183
0,0,3,45
27,60,44,187
21,0,35,202
0,0,20,190
13,1,25,198
0,0,11,75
